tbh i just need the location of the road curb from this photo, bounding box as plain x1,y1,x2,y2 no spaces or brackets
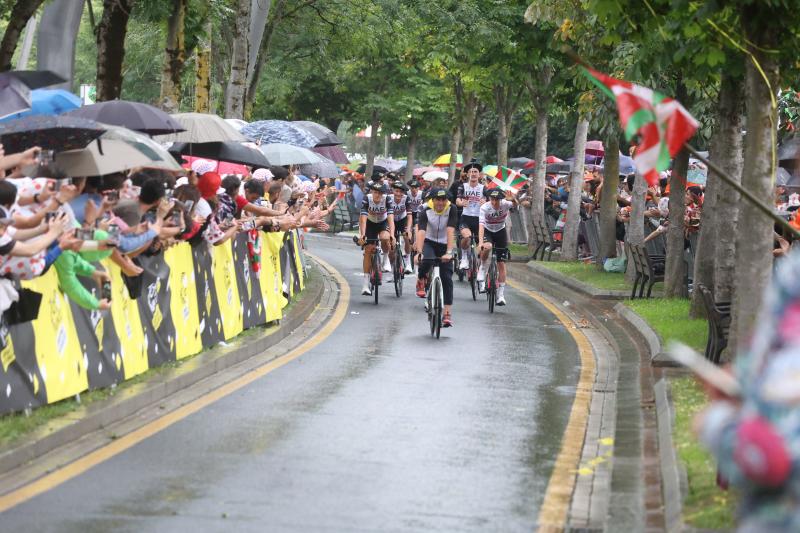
0,259,330,476
524,261,630,300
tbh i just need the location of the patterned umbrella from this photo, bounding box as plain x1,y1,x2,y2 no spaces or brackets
241,120,318,148
292,120,343,146
0,115,106,153
66,100,185,135
313,145,349,164
156,113,249,143
300,157,339,179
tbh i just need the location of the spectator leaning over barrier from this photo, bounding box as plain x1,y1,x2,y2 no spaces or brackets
53,229,114,311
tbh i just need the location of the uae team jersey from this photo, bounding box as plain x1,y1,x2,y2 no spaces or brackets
360,194,393,223
391,195,410,220
457,182,486,217
407,190,424,214
479,199,514,232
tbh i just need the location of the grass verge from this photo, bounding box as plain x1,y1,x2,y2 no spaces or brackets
536,260,632,291
0,270,318,448
624,298,707,352
671,376,737,529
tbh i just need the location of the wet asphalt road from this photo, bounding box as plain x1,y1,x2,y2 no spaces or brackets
2,235,580,532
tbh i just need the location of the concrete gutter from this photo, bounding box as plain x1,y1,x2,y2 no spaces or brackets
0,258,332,476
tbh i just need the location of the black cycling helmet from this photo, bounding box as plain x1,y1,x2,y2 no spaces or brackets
487,188,504,199
429,188,448,199
367,181,385,192
392,180,408,191
371,170,385,181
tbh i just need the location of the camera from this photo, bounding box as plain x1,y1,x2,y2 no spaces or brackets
104,190,119,202
241,218,256,232
171,210,183,226
45,211,57,222
106,224,120,246
76,228,94,240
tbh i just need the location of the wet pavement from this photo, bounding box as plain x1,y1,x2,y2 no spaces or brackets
1,236,581,532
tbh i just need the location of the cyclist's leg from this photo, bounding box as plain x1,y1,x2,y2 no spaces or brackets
494,228,510,303
438,243,455,324
378,226,392,271
416,239,435,297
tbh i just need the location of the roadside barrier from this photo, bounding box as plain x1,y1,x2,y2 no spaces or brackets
0,231,305,415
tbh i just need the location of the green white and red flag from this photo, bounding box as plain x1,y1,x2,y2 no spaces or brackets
583,67,699,186
486,166,526,192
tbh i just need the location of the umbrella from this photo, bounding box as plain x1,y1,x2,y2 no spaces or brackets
778,137,800,161
156,113,249,143
508,157,534,168
483,164,498,176
432,153,462,167
55,125,181,176
0,75,31,119
3,70,67,89
413,165,436,177
292,120,343,146
66,100,185,135
169,141,270,167
422,170,448,182
546,161,574,175
687,159,708,186
300,158,340,179
585,140,604,156
313,145,349,164
258,143,325,165
181,155,250,176
0,115,106,153
374,157,405,172
1,89,81,121
619,154,636,175
241,120,318,148
225,118,248,131
355,164,389,175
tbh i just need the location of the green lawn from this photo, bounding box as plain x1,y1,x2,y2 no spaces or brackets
671,376,737,530
536,260,632,291
624,298,708,352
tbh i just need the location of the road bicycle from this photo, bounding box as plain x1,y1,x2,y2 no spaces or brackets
484,246,500,314
392,228,405,297
466,235,479,301
353,236,382,305
424,257,445,339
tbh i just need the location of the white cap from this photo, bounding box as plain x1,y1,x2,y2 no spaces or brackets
252,168,274,181
191,159,216,176
175,176,189,187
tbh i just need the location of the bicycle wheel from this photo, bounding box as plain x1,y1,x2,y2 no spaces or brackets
456,248,465,282
487,258,497,313
371,254,380,305
432,277,442,339
393,251,403,297
469,249,477,301
427,290,436,336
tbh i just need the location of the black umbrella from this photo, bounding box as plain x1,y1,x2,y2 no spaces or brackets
169,141,271,167
509,156,534,168
2,70,67,89
66,100,185,136
292,120,343,146
356,164,389,175
545,161,574,174
0,115,106,153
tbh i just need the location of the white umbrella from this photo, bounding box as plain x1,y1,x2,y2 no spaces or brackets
422,170,448,182
156,113,249,143
258,143,326,166
56,125,181,176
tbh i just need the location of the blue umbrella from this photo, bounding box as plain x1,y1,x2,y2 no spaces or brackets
241,120,319,148
1,89,80,121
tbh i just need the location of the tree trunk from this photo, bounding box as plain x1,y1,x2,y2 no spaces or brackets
730,29,779,357
159,0,187,113
224,0,251,119
364,110,379,180
494,84,518,167
461,92,482,165
561,117,589,261
96,0,134,102
625,171,648,282
524,64,553,253
599,135,620,260
447,125,461,184
194,18,212,112
713,74,744,305
664,147,689,297
0,0,45,72
405,131,417,182
245,0,286,112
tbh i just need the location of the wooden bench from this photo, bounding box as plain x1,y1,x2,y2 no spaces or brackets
696,284,731,364
531,216,560,261
628,243,665,299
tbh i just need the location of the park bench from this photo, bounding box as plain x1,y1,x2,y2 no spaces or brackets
531,216,560,261
331,200,352,233
582,215,603,265
628,243,665,299
696,284,731,364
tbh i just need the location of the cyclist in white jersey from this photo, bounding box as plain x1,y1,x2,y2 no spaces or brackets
456,162,486,270
390,180,414,274
478,188,518,305
407,180,424,226
358,182,395,295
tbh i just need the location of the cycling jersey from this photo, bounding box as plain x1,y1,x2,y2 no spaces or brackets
418,201,459,244
457,182,485,217
407,190,424,213
391,194,410,221
479,199,514,232
360,194,394,223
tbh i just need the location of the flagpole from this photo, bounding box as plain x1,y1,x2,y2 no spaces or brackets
684,143,800,239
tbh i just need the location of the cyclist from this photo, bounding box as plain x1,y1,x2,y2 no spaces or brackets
456,161,486,271
358,181,395,295
415,188,458,327
390,180,413,274
478,188,517,306
407,179,424,227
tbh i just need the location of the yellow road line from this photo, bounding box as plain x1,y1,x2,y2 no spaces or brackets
506,279,595,532
0,253,349,513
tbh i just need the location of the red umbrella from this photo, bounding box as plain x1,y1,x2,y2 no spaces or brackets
313,145,349,164
182,155,249,176
525,155,562,169
585,140,604,156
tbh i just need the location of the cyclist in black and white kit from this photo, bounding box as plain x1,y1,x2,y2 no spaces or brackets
415,188,458,327
407,179,424,227
390,180,413,274
478,188,518,306
456,161,486,271
358,182,395,295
